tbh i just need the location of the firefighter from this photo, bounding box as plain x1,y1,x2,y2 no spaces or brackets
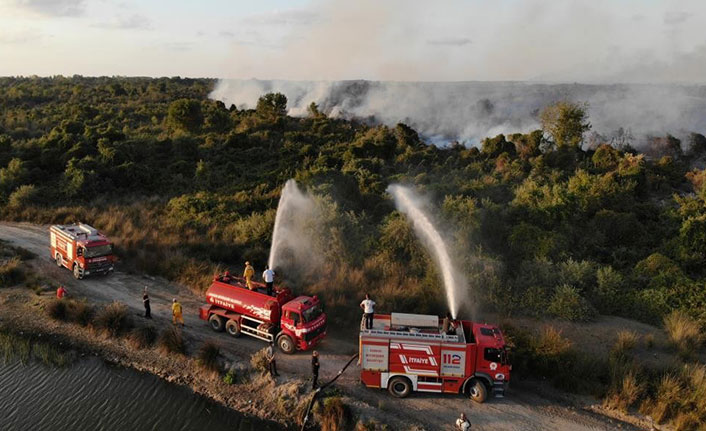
266,341,279,377
56,285,67,299
143,287,151,319
311,350,320,389
442,312,458,335
244,261,255,290
455,412,471,430
172,298,184,327
263,265,275,296
359,293,375,330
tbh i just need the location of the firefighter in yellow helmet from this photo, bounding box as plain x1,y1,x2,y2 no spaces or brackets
172,298,184,327
243,261,255,290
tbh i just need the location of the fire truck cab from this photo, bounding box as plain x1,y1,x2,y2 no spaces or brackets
359,313,510,403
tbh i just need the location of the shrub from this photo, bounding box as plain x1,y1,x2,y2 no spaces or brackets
128,325,157,349
250,347,269,374
94,302,132,337
46,299,68,321
158,326,185,355
647,374,683,424
7,184,39,209
644,333,655,349
663,310,703,358
67,301,94,326
197,341,221,373
604,371,644,412
0,257,24,287
318,397,352,431
547,284,597,322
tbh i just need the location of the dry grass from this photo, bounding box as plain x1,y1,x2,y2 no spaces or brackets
250,347,269,374
644,374,682,424
663,311,703,358
613,330,639,355
67,300,94,326
128,325,157,349
603,371,644,412
46,299,68,321
535,326,573,356
196,341,221,373
94,301,132,337
318,396,353,431
158,326,185,355
0,257,24,287
643,333,655,349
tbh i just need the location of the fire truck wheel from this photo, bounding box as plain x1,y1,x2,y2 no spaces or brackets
55,253,63,267
277,335,295,354
73,264,82,279
225,319,241,337
208,314,225,332
469,379,488,403
387,376,412,398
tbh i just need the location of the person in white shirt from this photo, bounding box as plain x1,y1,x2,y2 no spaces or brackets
359,293,376,329
455,412,471,430
263,265,275,296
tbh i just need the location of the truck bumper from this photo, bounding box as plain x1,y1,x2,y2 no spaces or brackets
300,330,327,351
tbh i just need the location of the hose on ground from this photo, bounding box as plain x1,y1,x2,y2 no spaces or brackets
300,353,359,431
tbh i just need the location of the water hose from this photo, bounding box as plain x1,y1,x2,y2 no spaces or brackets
300,353,359,431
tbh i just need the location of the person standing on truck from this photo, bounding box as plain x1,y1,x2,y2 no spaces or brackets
143,287,151,319
266,342,279,377
455,412,471,430
311,350,320,389
263,265,275,296
244,261,255,290
172,298,184,327
442,312,458,335
56,285,67,299
360,293,375,330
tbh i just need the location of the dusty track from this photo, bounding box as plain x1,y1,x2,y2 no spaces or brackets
0,222,646,430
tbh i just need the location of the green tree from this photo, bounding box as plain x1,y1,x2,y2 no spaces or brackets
167,99,203,132
256,93,287,121
540,101,591,148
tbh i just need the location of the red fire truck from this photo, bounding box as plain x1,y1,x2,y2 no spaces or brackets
359,313,510,403
199,274,327,354
49,223,116,279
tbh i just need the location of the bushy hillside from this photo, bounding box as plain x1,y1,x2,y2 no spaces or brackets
1,76,705,328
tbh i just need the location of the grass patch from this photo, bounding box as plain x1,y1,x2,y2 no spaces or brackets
612,330,639,355
196,341,221,373
46,299,68,321
604,371,644,412
158,326,185,355
31,342,70,367
0,331,31,364
94,301,132,337
128,325,157,349
663,311,703,359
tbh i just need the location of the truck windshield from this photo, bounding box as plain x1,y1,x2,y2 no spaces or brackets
85,244,112,258
302,304,323,323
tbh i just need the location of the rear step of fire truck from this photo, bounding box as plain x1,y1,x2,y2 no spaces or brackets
492,381,505,398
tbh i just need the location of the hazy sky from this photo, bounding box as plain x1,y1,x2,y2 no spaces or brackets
1,0,705,82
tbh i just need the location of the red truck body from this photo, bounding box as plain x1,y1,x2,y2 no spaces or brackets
199,274,327,354
49,223,116,279
359,313,510,402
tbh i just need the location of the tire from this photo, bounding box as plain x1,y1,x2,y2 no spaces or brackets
73,264,82,279
55,253,63,268
469,379,488,403
209,314,225,332
388,376,412,398
225,319,241,337
277,335,295,354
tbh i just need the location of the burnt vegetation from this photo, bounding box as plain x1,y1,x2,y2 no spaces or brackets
0,76,704,331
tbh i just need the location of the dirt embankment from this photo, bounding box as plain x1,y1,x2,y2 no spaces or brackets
0,222,652,431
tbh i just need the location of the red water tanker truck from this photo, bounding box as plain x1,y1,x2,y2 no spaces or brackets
359,313,511,402
199,274,327,354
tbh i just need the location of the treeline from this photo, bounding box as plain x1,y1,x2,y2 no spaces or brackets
1,76,705,327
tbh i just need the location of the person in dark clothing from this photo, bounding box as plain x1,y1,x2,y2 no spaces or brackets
267,342,279,377
311,350,320,389
143,287,151,319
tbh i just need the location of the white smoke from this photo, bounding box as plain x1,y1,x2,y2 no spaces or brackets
210,80,706,146
387,184,469,319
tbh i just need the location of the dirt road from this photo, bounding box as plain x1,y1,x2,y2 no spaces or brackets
0,222,645,430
